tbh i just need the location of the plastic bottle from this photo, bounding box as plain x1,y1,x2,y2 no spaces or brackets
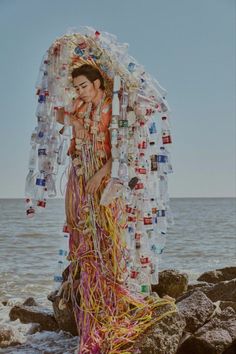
149,142,158,172
159,175,168,202
142,188,153,232
156,201,167,234
46,174,57,197
138,266,151,296
38,143,47,172
148,119,158,145
118,151,129,184
161,116,172,145
54,260,64,286
157,146,168,176
35,171,46,202
25,170,35,199
25,198,35,218
150,258,159,285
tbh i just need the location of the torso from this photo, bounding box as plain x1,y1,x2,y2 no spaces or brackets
68,96,112,160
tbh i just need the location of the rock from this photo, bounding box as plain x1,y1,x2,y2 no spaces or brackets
1,301,8,306
48,265,79,336
198,267,236,284
131,304,186,354
177,290,215,333
203,279,236,302
48,288,77,335
26,323,41,335
9,304,58,331
177,307,236,354
0,325,21,348
177,279,236,304
220,301,236,312
152,269,189,299
22,297,38,306
187,281,212,292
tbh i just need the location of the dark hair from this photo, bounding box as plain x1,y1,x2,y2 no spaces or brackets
71,64,105,90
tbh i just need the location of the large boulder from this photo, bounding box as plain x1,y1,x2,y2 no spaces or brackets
197,267,236,284
9,304,58,331
203,279,236,303
177,279,236,303
177,307,236,354
177,290,215,333
47,265,79,335
48,286,77,336
131,303,186,354
152,269,189,299
0,325,22,348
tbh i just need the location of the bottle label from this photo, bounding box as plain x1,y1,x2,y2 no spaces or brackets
143,216,152,225
37,200,46,208
135,182,144,190
140,256,150,265
157,210,166,217
36,178,46,187
141,284,149,293
136,167,147,174
162,133,172,144
130,270,139,279
157,155,167,163
149,122,157,134
38,148,46,156
138,141,147,149
151,155,158,171
128,215,137,222
118,120,128,128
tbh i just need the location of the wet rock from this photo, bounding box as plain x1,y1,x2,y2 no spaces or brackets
131,304,186,354
177,307,236,354
198,267,236,284
48,285,77,336
0,325,21,348
26,323,41,335
177,279,236,303
22,297,38,306
47,265,79,336
177,290,215,333
9,304,58,331
220,301,236,312
152,269,189,299
203,279,236,303
187,281,212,292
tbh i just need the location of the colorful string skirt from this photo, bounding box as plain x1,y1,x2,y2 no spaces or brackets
65,142,176,354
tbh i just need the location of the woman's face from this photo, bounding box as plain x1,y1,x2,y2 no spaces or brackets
73,75,98,103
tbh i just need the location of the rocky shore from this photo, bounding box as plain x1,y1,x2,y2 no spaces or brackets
1,266,236,353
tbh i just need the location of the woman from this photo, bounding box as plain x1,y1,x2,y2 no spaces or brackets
57,64,175,354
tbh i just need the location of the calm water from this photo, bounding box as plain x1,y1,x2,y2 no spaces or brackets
0,198,235,353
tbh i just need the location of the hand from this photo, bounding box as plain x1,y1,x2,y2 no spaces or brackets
85,170,104,194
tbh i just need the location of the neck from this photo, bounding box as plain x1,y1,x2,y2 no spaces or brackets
91,89,104,108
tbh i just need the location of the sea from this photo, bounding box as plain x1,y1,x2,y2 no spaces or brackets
0,197,235,353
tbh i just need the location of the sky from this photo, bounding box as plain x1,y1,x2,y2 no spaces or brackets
0,0,235,198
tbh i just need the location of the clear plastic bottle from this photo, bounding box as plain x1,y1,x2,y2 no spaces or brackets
46,174,57,197
25,198,35,218
35,172,46,202
38,143,47,172
53,260,64,286
161,116,172,145
157,146,168,176
25,170,35,199
57,115,71,165
156,201,167,234
138,266,151,296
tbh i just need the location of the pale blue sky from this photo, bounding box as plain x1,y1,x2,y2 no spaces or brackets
0,0,235,198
